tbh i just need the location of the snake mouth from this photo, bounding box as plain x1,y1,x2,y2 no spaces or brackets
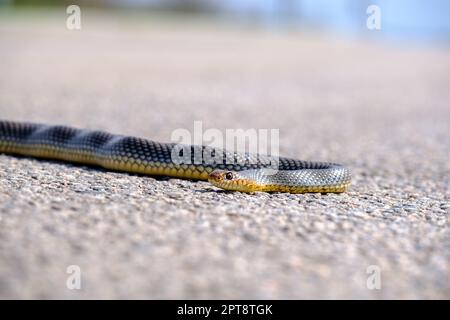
208,170,235,190
208,169,262,192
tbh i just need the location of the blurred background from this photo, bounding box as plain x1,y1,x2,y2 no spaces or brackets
0,0,449,148
2,0,450,43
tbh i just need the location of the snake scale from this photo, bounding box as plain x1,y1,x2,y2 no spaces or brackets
0,120,351,193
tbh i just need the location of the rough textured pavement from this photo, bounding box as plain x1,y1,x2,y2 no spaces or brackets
0,11,449,299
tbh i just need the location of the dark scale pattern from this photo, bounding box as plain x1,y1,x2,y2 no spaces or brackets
29,125,79,148
0,120,351,191
102,136,176,165
0,121,44,142
69,131,114,153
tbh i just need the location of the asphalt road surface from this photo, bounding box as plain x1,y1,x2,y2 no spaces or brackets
0,11,448,299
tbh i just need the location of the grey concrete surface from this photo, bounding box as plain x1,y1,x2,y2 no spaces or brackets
0,11,449,299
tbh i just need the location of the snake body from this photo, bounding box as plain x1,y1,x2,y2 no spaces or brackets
0,120,351,193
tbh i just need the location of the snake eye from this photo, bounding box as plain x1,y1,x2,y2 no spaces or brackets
225,172,234,180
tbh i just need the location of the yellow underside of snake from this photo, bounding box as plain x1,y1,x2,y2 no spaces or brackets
0,121,351,194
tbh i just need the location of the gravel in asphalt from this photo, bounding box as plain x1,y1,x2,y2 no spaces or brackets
0,11,449,299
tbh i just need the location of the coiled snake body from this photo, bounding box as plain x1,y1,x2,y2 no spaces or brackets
0,120,351,193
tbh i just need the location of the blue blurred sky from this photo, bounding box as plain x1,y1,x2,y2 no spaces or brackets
2,0,450,44
220,0,450,44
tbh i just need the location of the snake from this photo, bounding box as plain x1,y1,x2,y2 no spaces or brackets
0,120,351,193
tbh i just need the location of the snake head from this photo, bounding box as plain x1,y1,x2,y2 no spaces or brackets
208,169,261,192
